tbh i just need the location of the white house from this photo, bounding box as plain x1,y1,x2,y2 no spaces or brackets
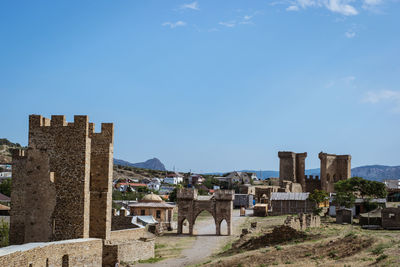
147,178,161,191
164,172,183,185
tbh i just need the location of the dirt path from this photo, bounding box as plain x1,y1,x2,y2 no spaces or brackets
135,210,246,267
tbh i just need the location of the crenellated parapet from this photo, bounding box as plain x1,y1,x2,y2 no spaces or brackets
177,188,197,200
214,190,235,201
10,114,114,244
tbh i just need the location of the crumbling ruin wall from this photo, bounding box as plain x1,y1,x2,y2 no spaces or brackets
319,152,351,193
305,175,322,193
284,213,321,231
0,238,103,267
177,189,234,235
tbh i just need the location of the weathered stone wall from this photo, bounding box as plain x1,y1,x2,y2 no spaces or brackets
336,208,353,224
278,152,296,182
9,150,27,245
177,189,234,235
381,207,400,230
103,229,155,267
305,175,322,193
284,213,320,231
255,186,279,203
0,238,102,267
103,238,155,267
111,215,139,231
319,152,351,193
89,123,114,240
109,228,148,241
295,153,307,191
10,115,114,244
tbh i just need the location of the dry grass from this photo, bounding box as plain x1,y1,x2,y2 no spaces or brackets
201,215,400,267
154,231,197,260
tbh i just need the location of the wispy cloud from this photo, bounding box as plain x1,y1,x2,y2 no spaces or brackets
284,0,359,16
162,21,187,28
363,90,400,112
286,5,300,11
180,1,200,10
362,0,385,12
345,30,356,38
219,21,236,27
239,15,255,25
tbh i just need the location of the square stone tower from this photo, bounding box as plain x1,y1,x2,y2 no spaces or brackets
319,152,351,193
278,151,307,190
10,115,113,244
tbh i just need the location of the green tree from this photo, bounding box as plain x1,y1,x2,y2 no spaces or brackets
0,219,9,247
308,189,329,215
168,184,183,202
333,177,387,208
0,178,11,197
203,177,219,189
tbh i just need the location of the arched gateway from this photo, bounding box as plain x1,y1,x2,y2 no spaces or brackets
177,188,234,235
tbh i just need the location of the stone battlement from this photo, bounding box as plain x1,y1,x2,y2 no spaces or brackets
305,175,320,180
214,190,235,201
11,149,25,159
177,188,198,200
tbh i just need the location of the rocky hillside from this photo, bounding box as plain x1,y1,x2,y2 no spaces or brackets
113,164,167,181
0,138,24,163
351,165,400,181
114,157,166,171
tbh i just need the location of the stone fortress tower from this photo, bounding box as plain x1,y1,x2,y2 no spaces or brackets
319,152,351,193
278,151,307,190
278,151,351,193
10,114,113,244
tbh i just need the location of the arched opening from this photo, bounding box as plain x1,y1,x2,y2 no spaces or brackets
219,219,228,235
193,210,215,235
62,254,69,267
181,218,190,234
327,174,331,182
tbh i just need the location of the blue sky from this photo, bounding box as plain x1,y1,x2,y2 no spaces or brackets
1,0,400,173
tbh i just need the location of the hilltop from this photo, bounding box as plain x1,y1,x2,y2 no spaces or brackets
114,157,166,171
0,138,23,163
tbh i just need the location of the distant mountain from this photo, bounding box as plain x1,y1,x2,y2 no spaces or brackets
208,165,400,181
114,158,166,171
351,165,400,181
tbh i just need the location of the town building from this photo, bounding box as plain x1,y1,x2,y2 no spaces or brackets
129,193,174,230
164,172,184,185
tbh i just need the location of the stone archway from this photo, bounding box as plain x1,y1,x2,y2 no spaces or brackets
177,189,234,236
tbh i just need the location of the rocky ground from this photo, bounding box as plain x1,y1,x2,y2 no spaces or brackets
202,215,400,267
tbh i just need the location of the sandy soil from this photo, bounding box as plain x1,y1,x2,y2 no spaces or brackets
135,209,247,267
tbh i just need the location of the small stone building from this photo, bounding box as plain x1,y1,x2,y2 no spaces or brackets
253,204,268,217
269,192,315,215
381,207,400,230
336,208,353,224
129,193,174,230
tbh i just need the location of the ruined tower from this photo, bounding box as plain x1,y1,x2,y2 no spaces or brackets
278,151,307,190
319,152,351,193
10,115,113,244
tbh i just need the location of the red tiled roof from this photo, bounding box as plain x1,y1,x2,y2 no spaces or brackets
117,183,147,187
